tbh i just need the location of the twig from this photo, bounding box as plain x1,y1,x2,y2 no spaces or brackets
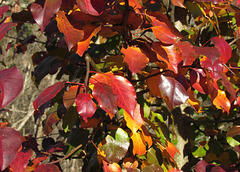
84,54,90,87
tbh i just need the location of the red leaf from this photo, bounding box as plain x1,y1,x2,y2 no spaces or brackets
56,11,84,50
0,67,23,109
33,82,65,110
43,111,60,136
168,169,183,172
103,160,122,172
76,26,101,56
165,140,180,159
195,160,208,172
0,127,22,171
10,149,33,172
121,46,149,75
151,25,177,44
75,93,97,122
193,46,221,65
30,0,62,33
176,41,198,66
211,37,232,64
158,75,189,108
89,74,118,118
76,0,105,16
0,22,17,42
190,68,207,94
0,6,9,18
171,0,185,8
34,164,61,172
90,72,137,118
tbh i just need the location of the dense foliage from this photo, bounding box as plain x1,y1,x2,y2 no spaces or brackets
0,0,240,171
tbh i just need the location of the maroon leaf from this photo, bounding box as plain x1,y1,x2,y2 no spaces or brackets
10,149,33,172
193,46,221,65
158,75,189,108
0,22,17,41
75,93,97,122
190,68,208,94
195,160,208,172
0,127,22,171
0,67,23,109
43,111,60,136
211,37,232,64
30,0,62,33
34,164,61,172
33,82,65,110
76,0,105,16
0,6,9,18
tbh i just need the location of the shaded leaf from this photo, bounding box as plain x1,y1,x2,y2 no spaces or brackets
226,125,240,138
44,111,60,136
131,132,146,156
56,11,84,50
99,128,130,163
63,85,81,109
34,164,61,172
103,160,122,172
0,67,23,109
75,93,97,122
0,22,17,41
0,127,22,171
76,0,105,16
62,106,79,131
10,149,33,172
80,118,100,128
142,164,164,172
212,89,231,113
30,0,62,33
141,125,152,148
0,6,9,18
158,75,189,108
211,37,232,64
147,70,162,97
33,82,65,110
147,147,161,165
195,160,208,172
190,68,208,94
121,46,149,75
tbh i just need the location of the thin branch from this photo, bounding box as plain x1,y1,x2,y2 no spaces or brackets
84,54,91,87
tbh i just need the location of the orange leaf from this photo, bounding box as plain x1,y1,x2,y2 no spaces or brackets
76,26,101,56
55,11,84,50
103,160,122,172
171,0,185,8
141,125,153,148
63,86,81,109
131,132,146,156
80,118,101,128
213,89,231,113
226,125,240,137
146,70,162,97
121,46,149,75
187,89,202,113
124,103,144,133
165,140,180,159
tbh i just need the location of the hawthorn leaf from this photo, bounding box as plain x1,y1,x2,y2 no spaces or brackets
226,125,240,137
0,67,23,109
75,93,97,122
103,160,122,172
211,37,232,63
33,82,65,110
212,89,231,113
123,103,144,133
131,132,146,156
30,0,62,33
99,128,130,163
55,11,84,50
0,22,17,42
0,127,22,171
34,164,61,172
76,0,105,16
0,6,9,18
76,26,101,56
165,140,180,159
158,75,189,108
10,149,33,172
121,46,149,75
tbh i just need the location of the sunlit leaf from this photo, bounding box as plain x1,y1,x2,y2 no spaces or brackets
131,132,146,156
76,0,105,16
75,93,97,122
99,128,130,163
165,140,180,159
103,160,122,172
146,70,162,97
141,126,153,148
0,22,17,42
194,47,221,65
190,68,208,94
56,11,84,50
10,149,33,172
0,127,22,171
121,46,149,75
211,37,232,64
171,0,185,8
63,85,81,109
212,89,231,113
147,147,161,165
151,26,177,44
187,89,202,112
158,75,189,108
30,0,62,33
33,82,65,110
195,160,208,172
142,164,164,172
124,103,144,133
0,67,23,109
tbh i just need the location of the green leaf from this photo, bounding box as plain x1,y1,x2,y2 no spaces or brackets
147,147,162,165
192,146,207,158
